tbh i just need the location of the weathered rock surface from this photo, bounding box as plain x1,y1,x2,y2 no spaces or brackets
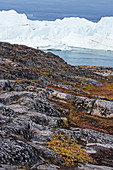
36,164,60,170
74,96,113,118
92,100,113,118
0,137,44,167
0,42,113,169
57,128,113,147
78,164,113,170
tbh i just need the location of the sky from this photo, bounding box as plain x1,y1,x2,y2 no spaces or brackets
0,0,113,21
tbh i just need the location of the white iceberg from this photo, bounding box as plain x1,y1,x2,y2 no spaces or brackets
0,10,113,51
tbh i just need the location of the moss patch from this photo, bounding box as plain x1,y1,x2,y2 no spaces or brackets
81,80,113,100
68,101,113,134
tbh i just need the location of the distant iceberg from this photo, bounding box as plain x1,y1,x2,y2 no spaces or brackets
0,10,113,51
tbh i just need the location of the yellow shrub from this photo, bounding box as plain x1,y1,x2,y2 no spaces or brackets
46,133,93,167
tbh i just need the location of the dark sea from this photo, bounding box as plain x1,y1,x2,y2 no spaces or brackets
0,0,113,66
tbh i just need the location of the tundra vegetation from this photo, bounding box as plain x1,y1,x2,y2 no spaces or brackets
0,42,113,169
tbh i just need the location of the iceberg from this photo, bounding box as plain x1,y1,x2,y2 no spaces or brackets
0,10,113,51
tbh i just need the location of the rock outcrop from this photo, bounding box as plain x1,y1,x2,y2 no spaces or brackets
0,42,113,170
74,96,113,118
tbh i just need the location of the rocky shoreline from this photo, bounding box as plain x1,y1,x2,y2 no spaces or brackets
0,42,113,170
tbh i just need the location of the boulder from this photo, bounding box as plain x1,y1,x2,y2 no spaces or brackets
74,96,113,118
92,100,113,118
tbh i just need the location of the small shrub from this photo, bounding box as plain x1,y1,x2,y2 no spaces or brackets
46,133,93,167
60,119,70,129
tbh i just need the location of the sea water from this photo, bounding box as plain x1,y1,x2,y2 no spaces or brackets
45,48,113,67
0,0,113,67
